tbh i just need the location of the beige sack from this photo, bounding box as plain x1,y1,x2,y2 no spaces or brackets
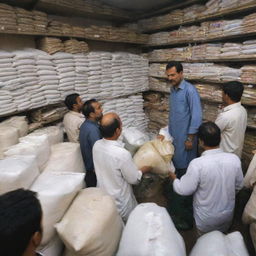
56,188,123,256
250,222,256,252
244,153,256,188
242,186,256,224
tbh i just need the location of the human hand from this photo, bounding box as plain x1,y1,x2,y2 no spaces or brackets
157,134,165,141
169,171,177,181
140,166,152,174
185,139,193,150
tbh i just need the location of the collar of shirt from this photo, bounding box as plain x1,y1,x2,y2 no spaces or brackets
86,119,99,126
201,148,223,156
102,138,125,148
69,110,84,118
172,79,186,91
222,102,241,112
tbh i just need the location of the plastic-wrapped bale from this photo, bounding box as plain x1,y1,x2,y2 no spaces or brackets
116,203,186,256
243,152,256,188
1,116,28,137
242,185,256,224
0,155,39,195
250,222,256,252
30,171,85,246
56,188,123,256
0,125,19,159
43,142,85,173
29,125,64,146
133,139,174,177
190,230,249,256
38,235,64,256
5,134,50,171
122,127,149,156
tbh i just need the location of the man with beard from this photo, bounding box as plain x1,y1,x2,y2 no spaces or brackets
79,99,103,187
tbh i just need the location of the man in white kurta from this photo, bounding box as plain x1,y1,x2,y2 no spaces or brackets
215,81,247,158
93,113,151,221
169,122,243,233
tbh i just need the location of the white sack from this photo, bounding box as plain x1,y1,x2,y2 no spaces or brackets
0,126,19,159
1,116,28,137
159,126,173,142
190,231,228,256
225,231,249,256
133,140,174,176
31,172,85,245
116,203,186,256
122,127,149,156
151,139,174,163
29,126,64,146
38,235,64,256
250,222,256,252
244,153,256,188
43,143,85,173
242,185,256,224
55,188,123,256
0,155,39,195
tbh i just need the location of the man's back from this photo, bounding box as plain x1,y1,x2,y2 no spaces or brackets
93,138,141,221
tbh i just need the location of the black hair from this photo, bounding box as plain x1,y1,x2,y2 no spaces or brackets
222,81,244,102
198,121,221,147
0,189,42,256
64,93,80,110
166,61,183,73
100,117,120,138
82,99,97,118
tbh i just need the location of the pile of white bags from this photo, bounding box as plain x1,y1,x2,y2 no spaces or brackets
133,139,174,176
56,188,123,256
0,155,39,195
117,203,186,256
29,125,63,146
190,230,249,256
5,134,50,171
30,171,85,246
43,142,85,173
122,127,149,156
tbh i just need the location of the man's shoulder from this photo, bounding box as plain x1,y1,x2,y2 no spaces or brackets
184,80,198,92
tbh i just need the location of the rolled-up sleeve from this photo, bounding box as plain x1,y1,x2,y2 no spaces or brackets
120,152,142,185
188,88,202,134
173,162,200,196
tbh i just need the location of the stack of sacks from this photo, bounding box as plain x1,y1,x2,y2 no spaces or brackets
220,43,242,57
52,52,76,99
4,134,51,172
61,23,73,35
202,102,219,121
79,41,89,53
242,151,256,252
241,65,256,84
220,66,241,81
223,19,243,36
195,83,222,103
203,0,220,15
15,7,34,33
56,188,123,256
117,203,186,256
31,172,84,249
183,4,206,22
219,0,239,10
13,50,44,110
190,230,249,256
242,85,256,106
208,20,226,38
33,48,60,104
205,43,222,58
47,20,62,35
0,155,39,195
148,32,170,45
74,53,89,99
32,10,48,33
29,125,63,146
0,3,17,32
1,116,28,137
133,139,174,177
37,37,64,55
73,26,85,37
242,13,256,34
122,127,150,156
64,39,88,54
241,40,256,55
0,89,15,115
43,142,85,173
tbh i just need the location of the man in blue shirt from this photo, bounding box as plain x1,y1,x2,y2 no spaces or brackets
79,99,103,187
161,61,202,229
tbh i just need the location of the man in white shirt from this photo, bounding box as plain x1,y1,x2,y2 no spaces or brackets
63,93,85,143
215,81,247,158
93,113,151,222
169,121,243,234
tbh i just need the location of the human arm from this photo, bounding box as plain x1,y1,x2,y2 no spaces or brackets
215,112,228,132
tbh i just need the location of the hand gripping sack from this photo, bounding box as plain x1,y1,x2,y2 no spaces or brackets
116,203,186,256
43,142,85,173
133,139,174,176
31,172,85,245
55,188,123,256
0,155,39,195
242,185,256,224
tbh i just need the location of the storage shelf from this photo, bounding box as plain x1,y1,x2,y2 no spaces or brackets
141,2,256,33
